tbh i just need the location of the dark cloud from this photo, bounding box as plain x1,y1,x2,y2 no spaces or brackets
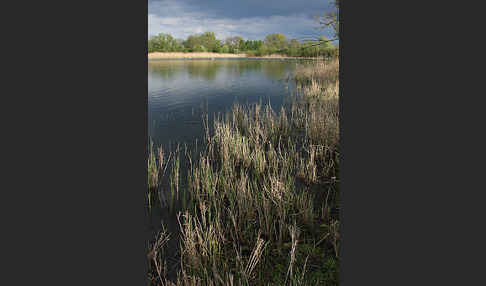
179,0,333,19
149,0,334,18
148,0,336,41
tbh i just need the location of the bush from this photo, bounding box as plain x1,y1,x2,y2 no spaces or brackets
245,50,256,57
194,45,207,52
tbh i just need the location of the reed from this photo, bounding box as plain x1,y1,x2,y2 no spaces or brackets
148,140,159,190
294,58,339,87
148,223,171,285
168,145,181,213
149,57,340,285
147,139,172,212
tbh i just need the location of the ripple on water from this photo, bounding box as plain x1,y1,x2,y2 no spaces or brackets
148,59,298,147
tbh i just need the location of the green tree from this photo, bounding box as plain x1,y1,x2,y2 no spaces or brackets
300,41,320,57
264,33,288,53
194,45,207,52
221,44,230,53
287,39,301,57
148,39,156,53
241,40,263,51
318,36,333,49
255,44,269,56
183,32,220,52
225,36,244,53
183,35,199,52
148,33,182,52
199,32,219,52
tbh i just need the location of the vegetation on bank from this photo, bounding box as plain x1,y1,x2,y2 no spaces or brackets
148,32,338,59
148,52,246,59
147,58,340,285
148,52,328,60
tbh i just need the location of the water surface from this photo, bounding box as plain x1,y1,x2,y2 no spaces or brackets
148,59,304,149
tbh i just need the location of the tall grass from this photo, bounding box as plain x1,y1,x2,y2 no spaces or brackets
148,58,340,285
147,139,171,212
148,223,172,284
294,59,339,87
169,145,181,213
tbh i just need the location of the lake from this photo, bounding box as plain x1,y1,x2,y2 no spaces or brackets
148,59,309,149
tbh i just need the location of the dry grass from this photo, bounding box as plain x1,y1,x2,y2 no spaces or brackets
148,58,340,285
294,59,339,86
148,224,172,284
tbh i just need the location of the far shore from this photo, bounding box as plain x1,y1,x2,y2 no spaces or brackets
148,52,324,60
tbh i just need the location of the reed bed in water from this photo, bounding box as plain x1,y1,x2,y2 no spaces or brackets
147,59,340,285
294,59,339,87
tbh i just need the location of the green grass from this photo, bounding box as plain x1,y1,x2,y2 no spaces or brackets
148,59,340,285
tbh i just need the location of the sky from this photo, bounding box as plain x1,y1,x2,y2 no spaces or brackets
148,0,337,42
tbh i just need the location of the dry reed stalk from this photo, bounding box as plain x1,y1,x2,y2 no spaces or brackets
286,223,300,284
244,233,267,282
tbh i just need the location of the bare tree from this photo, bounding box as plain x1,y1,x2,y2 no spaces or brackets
319,0,339,40
308,0,339,47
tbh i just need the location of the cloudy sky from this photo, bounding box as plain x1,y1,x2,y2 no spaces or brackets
148,0,337,42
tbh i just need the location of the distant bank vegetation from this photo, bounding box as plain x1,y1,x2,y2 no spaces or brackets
148,32,338,58
148,52,245,59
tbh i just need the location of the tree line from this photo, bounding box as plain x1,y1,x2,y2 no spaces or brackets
148,32,338,58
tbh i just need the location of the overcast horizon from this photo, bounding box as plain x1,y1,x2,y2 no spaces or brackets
148,0,337,42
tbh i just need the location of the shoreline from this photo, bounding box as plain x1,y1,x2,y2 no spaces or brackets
148,52,324,60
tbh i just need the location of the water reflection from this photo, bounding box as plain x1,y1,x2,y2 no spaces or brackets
148,59,302,149
148,59,293,82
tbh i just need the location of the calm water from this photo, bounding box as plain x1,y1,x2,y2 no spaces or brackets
148,59,306,149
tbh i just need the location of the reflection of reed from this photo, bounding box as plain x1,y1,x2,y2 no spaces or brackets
149,59,302,83
148,61,184,81
185,61,223,81
237,60,294,80
149,60,226,81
